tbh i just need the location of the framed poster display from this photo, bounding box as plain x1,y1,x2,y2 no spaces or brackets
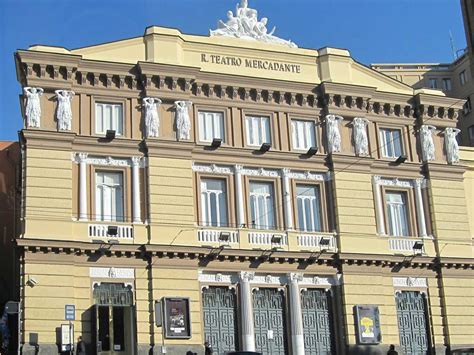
354,305,381,344
163,297,191,339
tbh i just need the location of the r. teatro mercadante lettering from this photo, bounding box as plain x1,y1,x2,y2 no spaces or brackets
201,53,301,73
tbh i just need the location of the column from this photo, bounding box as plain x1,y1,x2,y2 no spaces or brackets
282,168,294,230
414,178,427,237
78,153,88,221
288,273,305,355
131,157,141,223
239,271,255,351
372,176,386,235
235,165,245,227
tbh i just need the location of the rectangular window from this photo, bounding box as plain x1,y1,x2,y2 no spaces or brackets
291,119,316,151
198,111,225,143
249,181,275,230
463,97,472,114
429,78,438,89
386,191,410,236
442,78,452,91
95,171,124,222
379,128,403,158
296,185,322,232
200,178,228,227
460,70,467,86
245,115,271,146
95,102,123,135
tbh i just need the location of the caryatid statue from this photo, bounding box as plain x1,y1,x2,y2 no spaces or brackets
143,97,162,138
325,114,343,154
352,117,369,157
420,124,437,162
55,90,75,131
443,127,460,164
24,87,44,128
174,101,193,141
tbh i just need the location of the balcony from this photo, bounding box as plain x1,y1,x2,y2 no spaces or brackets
388,237,426,255
197,228,240,244
296,233,337,252
88,223,134,239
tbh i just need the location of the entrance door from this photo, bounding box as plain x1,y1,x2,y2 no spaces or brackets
202,286,238,354
396,291,430,354
93,283,136,355
301,289,335,354
253,288,287,355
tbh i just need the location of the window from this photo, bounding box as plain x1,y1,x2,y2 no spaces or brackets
249,181,275,230
385,191,410,236
468,125,474,143
429,78,438,89
463,97,472,115
379,128,403,158
95,102,123,135
296,185,322,232
95,171,124,222
198,111,225,143
442,78,452,91
200,178,228,227
460,70,467,86
291,119,316,150
245,115,271,146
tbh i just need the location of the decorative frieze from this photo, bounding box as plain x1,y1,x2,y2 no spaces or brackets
199,271,341,287
90,267,135,279
373,176,426,189
192,163,234,175
73,154,147,168
392,277,427,288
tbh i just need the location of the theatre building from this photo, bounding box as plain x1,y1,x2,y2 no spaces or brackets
6,2,474,354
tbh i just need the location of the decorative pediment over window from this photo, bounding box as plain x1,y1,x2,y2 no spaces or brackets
210,0,297,48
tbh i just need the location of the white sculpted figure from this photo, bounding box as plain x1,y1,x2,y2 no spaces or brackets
326,115,343,154
352,117,369,156
24,87,44,128
143,97,162,138
210,0,297,48
420,125,436,162
55,90,75,131
174,101,193,140
443,127,460,164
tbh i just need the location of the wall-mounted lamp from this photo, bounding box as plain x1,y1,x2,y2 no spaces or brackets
218,231,231,243
271,234,282,244
107,226,118,236
107,239,120,245
211,138,222,148
106,129,116,140
259,143,271,153
395,155,407,165
307,146,318,156
413,241,424,254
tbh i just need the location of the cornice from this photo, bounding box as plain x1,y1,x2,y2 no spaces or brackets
424,162,466,181
16,49,82,67
21,129,75,150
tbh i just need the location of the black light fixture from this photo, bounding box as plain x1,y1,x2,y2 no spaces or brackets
319,237,331,246
271,234,283,244
395,155,408,165
107,225,118,236
218,231,231,243
259,142,271,153
106,129,116,140
211,138,222,148
107,239,119,245
413,241,424,253
307,146,318,156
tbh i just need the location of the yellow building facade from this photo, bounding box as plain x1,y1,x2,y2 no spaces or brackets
6,4,474,355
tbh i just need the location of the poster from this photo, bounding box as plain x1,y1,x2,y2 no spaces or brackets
354,305,381,344
163,298,191,339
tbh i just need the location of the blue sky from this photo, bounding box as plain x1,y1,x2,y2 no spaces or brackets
0,0,466,141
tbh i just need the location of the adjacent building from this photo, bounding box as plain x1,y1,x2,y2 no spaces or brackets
2,1,473,354
372,0,474,147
